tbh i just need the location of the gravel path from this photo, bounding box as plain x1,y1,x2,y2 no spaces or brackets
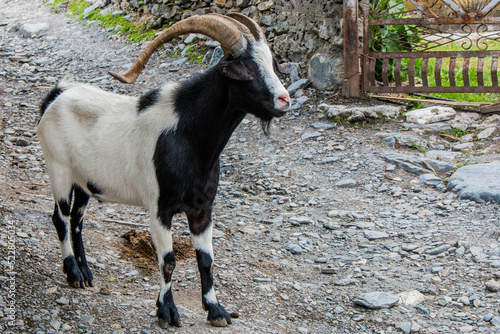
1,1,499,333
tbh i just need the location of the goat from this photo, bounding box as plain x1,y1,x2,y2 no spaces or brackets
37,13,290,328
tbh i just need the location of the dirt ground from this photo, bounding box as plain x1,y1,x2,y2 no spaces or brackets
1,0,500,333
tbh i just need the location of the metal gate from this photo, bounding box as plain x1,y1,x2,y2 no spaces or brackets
342,0,500,97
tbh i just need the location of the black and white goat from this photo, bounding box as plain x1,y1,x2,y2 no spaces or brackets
38,13,290,328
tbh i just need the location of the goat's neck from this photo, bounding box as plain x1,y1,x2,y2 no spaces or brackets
175,68,246,168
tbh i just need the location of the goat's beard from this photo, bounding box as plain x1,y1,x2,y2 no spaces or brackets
261,119,272,136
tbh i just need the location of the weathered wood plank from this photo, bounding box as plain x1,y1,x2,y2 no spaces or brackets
369,58,376,88
463,57,470,87
422,58,428,87
477,57,484,87
394,58,402,87
492,56,499,87
435,58,442,87
382,58,389,87
449,58,456,87
409,58,415,87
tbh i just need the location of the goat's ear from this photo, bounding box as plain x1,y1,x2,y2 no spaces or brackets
219,59,254,81
273,58,289,75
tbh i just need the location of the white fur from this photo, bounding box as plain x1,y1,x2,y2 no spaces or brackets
60,238,73,259
191,223,213,255
251,40,290,109
204,287,218,304
150,215,173,261
38,80,179,208
57,208,73,258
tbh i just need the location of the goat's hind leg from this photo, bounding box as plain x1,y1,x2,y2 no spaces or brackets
48,165,89,288
70,185,93,287
51,187,84,288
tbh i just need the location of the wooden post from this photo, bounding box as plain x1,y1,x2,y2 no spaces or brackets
342,0,361,97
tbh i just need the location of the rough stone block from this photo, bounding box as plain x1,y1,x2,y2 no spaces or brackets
405,106,456,125
19,23,50,38
308,54,343,90
447,162,500,203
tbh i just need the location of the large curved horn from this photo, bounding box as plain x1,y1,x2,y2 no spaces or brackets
109,14,252,84
225,12,265,41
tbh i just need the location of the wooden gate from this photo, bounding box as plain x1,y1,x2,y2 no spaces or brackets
342,0,500,97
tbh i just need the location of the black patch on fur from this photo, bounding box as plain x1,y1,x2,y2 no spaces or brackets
57,196,72,217
161,251,176,284
187,209,212,236
40,85,63,116
87,181,102,195
196,250,214,303
153,64,243,218
70,185,93,285
152,50,285,218
195,250,231,323
138,88,160,114
52,204,68,242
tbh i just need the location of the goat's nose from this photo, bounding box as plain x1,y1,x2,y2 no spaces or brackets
278,93,290,108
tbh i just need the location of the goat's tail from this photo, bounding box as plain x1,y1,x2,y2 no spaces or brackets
40,77,78,116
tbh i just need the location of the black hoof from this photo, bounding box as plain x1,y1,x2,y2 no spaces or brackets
63,256,86,288
158,317,182,328
79,263,94,287
157,299,181,327
207,303,232,327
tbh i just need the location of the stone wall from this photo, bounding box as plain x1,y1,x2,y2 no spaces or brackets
111,0,344,90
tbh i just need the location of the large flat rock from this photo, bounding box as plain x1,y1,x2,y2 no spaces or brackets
447,162,500,203
379,151,454,176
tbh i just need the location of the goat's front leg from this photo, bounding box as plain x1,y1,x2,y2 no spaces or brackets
187,209,232,327
150,211,181,328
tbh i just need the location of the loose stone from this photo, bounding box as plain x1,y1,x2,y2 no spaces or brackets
353,292,399,309
485,279,500,292
395,321,411,334
426,244,450,255
364,230,389,240
56,297,69,305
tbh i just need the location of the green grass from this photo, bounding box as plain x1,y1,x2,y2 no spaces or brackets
443,127,471,138
181,45,205,65
398,40,500,103
46,0,206,64
48,0,155,43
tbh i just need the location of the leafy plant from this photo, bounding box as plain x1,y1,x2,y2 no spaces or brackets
369,0,420,82
443,127,471,138
410,100,423,110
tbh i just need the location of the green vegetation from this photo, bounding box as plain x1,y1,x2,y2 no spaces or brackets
443,127,471,138
400,41,500,103
410,100,423,110
402,41,500,103
369,0,500,104
177,44,206,65
369,0,420,82
47,0,155,43
46,0,206,64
